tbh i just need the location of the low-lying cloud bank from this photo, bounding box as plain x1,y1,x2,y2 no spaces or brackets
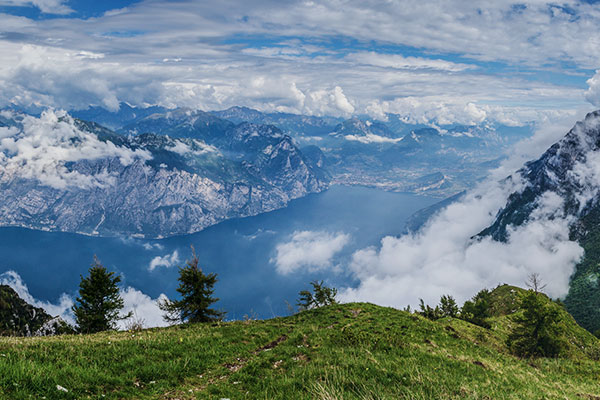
0,270,169,330
272,230,351,275
340,114,586,308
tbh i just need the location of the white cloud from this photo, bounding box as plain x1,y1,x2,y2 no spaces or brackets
344,133,402,144
0,2,591,126
339,115,589,308
142,242,164,251
346,52,476,72
340,181,583,309
0,109,152,189
585,70,600,107
271,230,351,275
148,250,180,271
167,139,218,156
0,0,73,14
118,287,169,329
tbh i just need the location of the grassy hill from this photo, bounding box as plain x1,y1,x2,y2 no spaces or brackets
1,286,600,399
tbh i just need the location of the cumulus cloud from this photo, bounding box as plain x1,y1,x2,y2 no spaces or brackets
0,270,169,329
0,1,591,125
167,139,218,156
142,242,164,251
0,109,151,189
118,287,169,329
148,250,180,271
271,231,351,275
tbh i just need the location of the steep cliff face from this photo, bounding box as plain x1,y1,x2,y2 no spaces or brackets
0,110,328,238
480,111,600,242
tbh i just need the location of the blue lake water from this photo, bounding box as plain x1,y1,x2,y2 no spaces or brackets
0,186,437,320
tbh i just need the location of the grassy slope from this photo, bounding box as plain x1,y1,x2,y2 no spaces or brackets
1,288,600,399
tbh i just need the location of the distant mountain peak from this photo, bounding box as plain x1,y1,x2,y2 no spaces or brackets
476,109,600,332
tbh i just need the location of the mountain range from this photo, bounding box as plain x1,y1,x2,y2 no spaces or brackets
0,110,327,238
75,103,528,197
0,103,530,238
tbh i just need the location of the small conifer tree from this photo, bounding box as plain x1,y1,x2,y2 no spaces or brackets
460,289,491,328
439,295,459,318
508,290,564,358
159,247,224,324
297,280,337,311
72,256,131,333
418,298,442,320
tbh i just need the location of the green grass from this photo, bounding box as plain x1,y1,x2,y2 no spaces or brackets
1,291,600,399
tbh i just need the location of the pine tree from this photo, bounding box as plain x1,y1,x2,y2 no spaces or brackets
159,248,223,324
439,295,459,318
72,256,131,333
507,290,564,358
418,298,442,320
297,280,337,311
460,289,491,328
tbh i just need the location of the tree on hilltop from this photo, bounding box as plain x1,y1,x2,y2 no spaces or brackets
508,290,564,358
297,280,338,311
72,256,131,333
525,273,547,293
159,247,224,324
460,289,491,328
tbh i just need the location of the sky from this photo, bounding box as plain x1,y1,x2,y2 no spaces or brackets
0,0,599,126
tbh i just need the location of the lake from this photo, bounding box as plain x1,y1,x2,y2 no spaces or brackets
0,186,438,322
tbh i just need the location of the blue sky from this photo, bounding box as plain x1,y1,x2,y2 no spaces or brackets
0,0,599,126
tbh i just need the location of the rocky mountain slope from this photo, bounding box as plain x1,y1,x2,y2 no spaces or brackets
478,110,600,331
0,110,328,237
0,285,69,336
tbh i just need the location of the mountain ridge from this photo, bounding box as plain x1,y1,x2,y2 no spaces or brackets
0,110,328,238
478,110,600,331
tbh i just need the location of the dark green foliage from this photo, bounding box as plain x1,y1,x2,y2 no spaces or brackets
508,290,565,358
562,202,600,332
72,257,130,333
461,289,491,328
418,299,442,320
418,295,459,320
439,295,459,318
159,249,223,324
297,280,337,311
0,285,52,336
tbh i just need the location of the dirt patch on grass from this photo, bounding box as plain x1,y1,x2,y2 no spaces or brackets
350,309,362,317
253,335,288,354
223,357,246,372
